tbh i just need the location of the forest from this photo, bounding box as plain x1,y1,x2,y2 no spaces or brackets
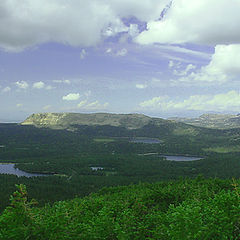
0,122,239,238
0,178,239,239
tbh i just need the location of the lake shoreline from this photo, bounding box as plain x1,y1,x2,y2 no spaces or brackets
0,163,54,177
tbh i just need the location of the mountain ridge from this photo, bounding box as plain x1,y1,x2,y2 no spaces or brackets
169,113,240,129
21,112,155,130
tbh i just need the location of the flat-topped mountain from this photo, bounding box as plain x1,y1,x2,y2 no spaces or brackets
169,113,240,129
21,112,153,130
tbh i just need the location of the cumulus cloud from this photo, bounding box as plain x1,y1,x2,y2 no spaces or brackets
136,0,240,45
0,0,170,51
106,48,112,54
80,49,87,59
116,48,128,56
2,0,239,51
62,93,80,101
136,84,147,89
15,81,29,89
33,81,45,89
128,24,140,38
106,0,169,22
43,105,51,110
205,44,240,76
16,103,23,108
2,86,11,92
175,44,240,84
139,91,240,112
169,61,196,76
53,79,71,84
45,85,54,90
84,90,92,97
77,100,109,110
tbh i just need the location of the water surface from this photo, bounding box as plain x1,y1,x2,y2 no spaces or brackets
163,155,203,161
0,163,52,177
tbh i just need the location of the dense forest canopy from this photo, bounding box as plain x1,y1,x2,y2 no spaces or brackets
0,119,240,238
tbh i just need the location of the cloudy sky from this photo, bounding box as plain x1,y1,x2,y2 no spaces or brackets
1,0,240,122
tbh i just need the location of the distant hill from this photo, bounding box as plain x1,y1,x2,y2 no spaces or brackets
21,112,153,130
169,113,240,129
21,112,202,138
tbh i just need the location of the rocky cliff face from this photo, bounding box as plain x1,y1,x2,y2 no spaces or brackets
21,112,152,129
21,113,68,126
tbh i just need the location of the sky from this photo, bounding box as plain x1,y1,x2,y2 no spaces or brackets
1,0,240,122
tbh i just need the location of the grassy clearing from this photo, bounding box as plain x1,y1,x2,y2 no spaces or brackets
93,138,115,143
203,146,240,153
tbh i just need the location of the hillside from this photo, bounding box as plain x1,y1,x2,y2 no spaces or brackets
0,178,239,239
20,112,208,138
169,113,240,129
21,112,152,130
1,116,240,212
1,114,240,239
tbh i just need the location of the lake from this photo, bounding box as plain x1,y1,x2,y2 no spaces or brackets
130,138,161,144
162,155,203,161
91,167,104,171
0,163,52,177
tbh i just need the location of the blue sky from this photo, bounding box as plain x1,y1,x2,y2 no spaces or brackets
1,0,240,122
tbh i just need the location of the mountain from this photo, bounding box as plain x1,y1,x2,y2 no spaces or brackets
169,113,240,129
21,112,153,130
21,112,202,138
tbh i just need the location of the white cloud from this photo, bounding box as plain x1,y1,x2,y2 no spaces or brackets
140,96,171,109
0,0,170,51
170,62,196,76
102,20,128,37
168,60,174,68
116,48,128,56
136,84,147,89
84,90,92,97
16,103,23,108
106,0,169,22
175,44,240,84
53,79,71,84
77,100,88,108
77,100,109,110
2,0,239,51
106,48,112,54
136,0,240,45
33,81,45,89
128,24,140,38
156,45,211,61
80,49,87,59
62,93,80,101
139,91,240,112
168,60,181,69
15,81,29,89
2,86,11,92
45,85,54,90
43,105,51,110
205,44,240,76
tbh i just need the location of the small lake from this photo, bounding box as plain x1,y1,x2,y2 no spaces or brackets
130,138,161,144
0,163,52,177
91,167,104,171
162,155,203,161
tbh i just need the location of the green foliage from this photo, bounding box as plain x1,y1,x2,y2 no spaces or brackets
0,184,39,239
1,123,240,213
0,178,239,239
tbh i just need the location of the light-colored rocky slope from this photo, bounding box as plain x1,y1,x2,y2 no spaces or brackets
21,112,153,129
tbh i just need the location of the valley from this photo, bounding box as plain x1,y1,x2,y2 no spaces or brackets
0,113,240,212
0,112,240,238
